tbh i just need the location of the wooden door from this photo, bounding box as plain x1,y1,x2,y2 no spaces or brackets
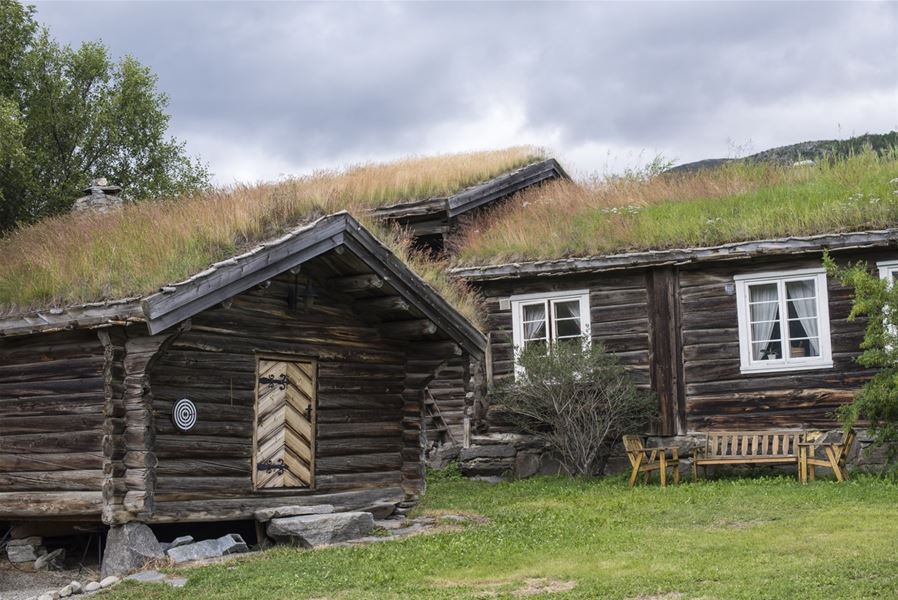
253,358,316,489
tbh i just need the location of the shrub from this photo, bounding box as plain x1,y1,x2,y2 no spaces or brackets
490,340,657,476
825,252,898,462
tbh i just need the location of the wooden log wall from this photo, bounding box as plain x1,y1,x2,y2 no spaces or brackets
472,248,888,435
0,330,106,519
678,251,878,431
145,272,438,523
475,272,652,432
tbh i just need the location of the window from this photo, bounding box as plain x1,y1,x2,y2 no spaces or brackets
735,268,832,373
510,290,591,370
877,260,898,284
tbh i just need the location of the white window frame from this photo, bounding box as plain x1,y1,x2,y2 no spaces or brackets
510,289,591,376
876,260,898,340
877,259,898,282
735,268,833,374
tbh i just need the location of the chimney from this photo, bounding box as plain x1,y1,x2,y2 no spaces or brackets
72,178,123,214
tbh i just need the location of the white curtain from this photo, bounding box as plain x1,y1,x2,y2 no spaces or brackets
523,303,547,341
749,283,780,360
788,280,820,355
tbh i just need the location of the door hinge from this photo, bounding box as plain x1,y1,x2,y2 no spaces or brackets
259,373,288,390
257,459,288,475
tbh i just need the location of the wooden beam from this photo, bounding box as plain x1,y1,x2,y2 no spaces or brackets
353,295,410,313
451,229,898,281
329,273,384,293
378,319,437,338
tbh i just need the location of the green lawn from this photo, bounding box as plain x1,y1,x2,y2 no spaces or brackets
106,474,898,599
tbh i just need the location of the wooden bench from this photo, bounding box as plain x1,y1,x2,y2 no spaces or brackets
798,429,855,483
692,431,806,481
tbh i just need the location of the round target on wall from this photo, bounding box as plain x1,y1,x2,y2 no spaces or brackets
172,398,197,432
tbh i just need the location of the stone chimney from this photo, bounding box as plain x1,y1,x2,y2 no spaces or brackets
72,178,123,213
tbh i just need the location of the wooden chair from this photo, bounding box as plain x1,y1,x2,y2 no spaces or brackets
622,434,680,488
798,430,855,483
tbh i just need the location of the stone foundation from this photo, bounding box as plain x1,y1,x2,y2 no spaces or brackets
445,429,892,480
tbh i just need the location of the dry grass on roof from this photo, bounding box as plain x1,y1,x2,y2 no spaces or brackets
0,147,542,321
454,149,898,265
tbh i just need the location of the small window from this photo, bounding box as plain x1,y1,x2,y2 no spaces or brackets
735,269,832,374
510,290,591,372
877,260,898,285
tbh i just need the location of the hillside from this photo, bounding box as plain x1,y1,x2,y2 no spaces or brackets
669,131,898,173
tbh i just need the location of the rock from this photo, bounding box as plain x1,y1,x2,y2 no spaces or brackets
69,581,83,594
166,534,249,564
426,444,460,469
83,582,101,593
37,594,54,600
515,451,541,479
99,576,120,588
360,502,396,520
126,570,167,584
166,576,188,588
267,512,375,547
101,522,164,577
7,542,41,563
254,504,334,522
159,535,194,552
34,548,65,571
459,444,515,460
59,584,73,597
9,535,43,547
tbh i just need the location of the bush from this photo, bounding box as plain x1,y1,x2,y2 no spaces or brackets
825,251,898,462
490,340,657,476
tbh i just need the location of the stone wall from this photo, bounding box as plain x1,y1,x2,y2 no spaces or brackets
450,430,892,480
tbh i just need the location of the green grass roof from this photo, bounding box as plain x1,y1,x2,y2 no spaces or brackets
0,147,543,321
454,150,898,266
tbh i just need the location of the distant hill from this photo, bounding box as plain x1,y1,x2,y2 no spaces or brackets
668,131,898,173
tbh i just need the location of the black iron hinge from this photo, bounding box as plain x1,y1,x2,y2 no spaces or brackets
257,459,288,475
259,373,289,390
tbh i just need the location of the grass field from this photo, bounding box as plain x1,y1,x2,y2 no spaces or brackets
105,474,898,600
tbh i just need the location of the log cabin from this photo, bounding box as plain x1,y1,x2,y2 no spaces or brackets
0,212,485,527
452,230,898,436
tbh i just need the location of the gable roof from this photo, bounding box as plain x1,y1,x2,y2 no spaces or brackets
370,158,567,228
0,213,487,357
450,229,898,281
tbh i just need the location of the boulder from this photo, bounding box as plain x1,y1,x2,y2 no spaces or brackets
159,535,194,552
101,523,164,577
83,582,101,593
254,504,334,523
99,576,120,588
166,533,249,564
267,512,375,547
68,581,83,594
459,444,515,460
7,542,41,563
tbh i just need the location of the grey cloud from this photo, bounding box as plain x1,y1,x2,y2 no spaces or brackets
32,1,898,179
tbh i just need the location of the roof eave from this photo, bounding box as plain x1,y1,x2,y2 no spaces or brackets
450,229,898,282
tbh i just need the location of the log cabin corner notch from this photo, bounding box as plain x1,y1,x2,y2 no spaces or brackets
0,211,485,526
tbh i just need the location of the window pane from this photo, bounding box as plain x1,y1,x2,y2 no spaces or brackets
553,300,581,320
786,279,816,300
751,320,781,345
789,338,820,358
787,298,817,319
788,318,818,339
749,283,779,304
522,303,547,342
555,318,582,338
752,341,783,360
750,301,780,324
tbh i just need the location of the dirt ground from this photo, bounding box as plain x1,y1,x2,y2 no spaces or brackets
0,564,100,600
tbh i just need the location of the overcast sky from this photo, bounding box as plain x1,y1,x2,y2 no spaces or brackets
32,1,898,184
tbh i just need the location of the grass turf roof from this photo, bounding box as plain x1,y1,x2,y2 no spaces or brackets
454,149,898,266
0,147,543,322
